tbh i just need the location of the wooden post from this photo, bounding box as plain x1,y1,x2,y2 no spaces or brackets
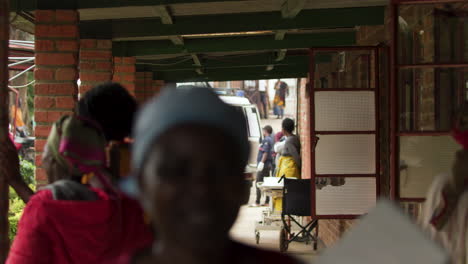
0,0,17,261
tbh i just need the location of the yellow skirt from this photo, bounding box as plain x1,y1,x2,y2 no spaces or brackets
273,156,300,212
275,156,300,179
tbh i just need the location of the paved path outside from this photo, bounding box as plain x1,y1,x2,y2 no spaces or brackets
261,117,283,136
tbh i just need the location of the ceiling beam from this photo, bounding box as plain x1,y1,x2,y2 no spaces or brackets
10,0,245,11
276,49,287,61
275,30,287,41
154,65,307,82
137,53,333,72
191,54,204,74
113,32,356,56
169,36,185,45
191,54,202,66
80,7,384,39
151,6,187,46
281,0,307,19
152,5,174,24
277,0,305,62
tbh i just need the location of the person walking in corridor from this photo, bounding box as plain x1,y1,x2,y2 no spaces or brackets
258,80,269,119
254,125,274,206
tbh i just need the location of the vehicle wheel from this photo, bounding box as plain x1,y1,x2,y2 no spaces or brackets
279,228,289,253
255,231,260,244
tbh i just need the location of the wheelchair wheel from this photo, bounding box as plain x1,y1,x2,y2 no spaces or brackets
279,228,289,253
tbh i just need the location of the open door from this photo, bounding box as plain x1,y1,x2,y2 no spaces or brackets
309,47,380,219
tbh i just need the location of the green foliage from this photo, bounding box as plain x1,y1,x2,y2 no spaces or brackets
9,185,36,241
19,157,35,185
8,187,25,241
9,156,36,241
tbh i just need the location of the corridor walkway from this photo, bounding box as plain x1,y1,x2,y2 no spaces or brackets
230,184,317,262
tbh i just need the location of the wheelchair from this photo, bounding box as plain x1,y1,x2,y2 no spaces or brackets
279,177,318,252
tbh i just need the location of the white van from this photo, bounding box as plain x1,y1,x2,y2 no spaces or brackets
219,95,262,204
177,86,263,203
219,95,262,172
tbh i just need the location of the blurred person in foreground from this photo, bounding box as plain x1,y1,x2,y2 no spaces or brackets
6,82,137,203
422,102,468,264
118,87,302,264
7,115,151,264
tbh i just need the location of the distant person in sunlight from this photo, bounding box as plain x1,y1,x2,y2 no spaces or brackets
10,99,27,137
422,102,468,264
117,87,302,264
273,81,288,119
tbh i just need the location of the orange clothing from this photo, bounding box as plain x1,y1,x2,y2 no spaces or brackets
10,106,25,127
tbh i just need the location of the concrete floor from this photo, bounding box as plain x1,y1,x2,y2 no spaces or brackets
230,178,317,263
228,116,317,262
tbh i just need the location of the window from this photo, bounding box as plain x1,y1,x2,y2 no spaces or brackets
245,107,261,138
398,7,468,133
395,3,468,201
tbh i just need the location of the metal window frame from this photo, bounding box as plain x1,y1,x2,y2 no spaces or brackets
309,46,380,219
390,0,468,202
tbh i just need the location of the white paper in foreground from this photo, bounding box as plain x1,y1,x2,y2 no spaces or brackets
316,199,449,264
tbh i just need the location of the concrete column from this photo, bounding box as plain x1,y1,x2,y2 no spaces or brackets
79,39,113,95
34,10,79,185
113,57,136,96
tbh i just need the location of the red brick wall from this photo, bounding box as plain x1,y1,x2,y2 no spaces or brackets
298,78,311,180
319,219,357,247
113,57,136,96
151,80,165,98
135,72,147,104
79,39,112,95
135,72,161,104
34,10,79,185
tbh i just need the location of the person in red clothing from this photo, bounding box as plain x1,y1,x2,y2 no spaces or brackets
7,115,151,264
7,82,138,203
8,131,21,150
118,87,302,264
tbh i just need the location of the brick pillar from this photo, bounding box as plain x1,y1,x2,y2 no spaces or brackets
144,72,154,100
298,78,311,180
34,10,79,185
151,80,165,98
135,72,146,104
79,39,113,95
113,57,136,96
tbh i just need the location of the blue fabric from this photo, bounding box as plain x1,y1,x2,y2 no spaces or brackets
257,135,274,163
